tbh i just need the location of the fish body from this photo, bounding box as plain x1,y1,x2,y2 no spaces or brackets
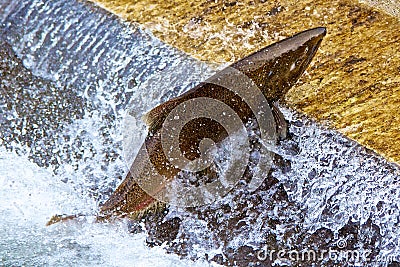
98,27,326,220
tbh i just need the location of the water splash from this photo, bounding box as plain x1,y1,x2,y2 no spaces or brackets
1,0,399,266
0,0,215,266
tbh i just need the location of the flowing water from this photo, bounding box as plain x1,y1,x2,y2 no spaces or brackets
0,0,215,266
1,0,400,266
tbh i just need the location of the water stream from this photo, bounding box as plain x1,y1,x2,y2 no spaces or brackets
1,0,400,266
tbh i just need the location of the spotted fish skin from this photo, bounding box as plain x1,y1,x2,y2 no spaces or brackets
98,27,326,221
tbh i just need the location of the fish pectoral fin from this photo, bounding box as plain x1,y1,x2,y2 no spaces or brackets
142,99,179,131
142,109,160,130
271,102,288,140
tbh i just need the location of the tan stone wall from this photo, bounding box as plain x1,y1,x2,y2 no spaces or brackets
361,0,400,17
90,0,400,164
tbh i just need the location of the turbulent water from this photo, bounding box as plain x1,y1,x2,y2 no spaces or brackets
1,0,400,266
0,0,215,266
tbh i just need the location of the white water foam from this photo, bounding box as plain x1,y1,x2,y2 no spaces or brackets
0,147,219,267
